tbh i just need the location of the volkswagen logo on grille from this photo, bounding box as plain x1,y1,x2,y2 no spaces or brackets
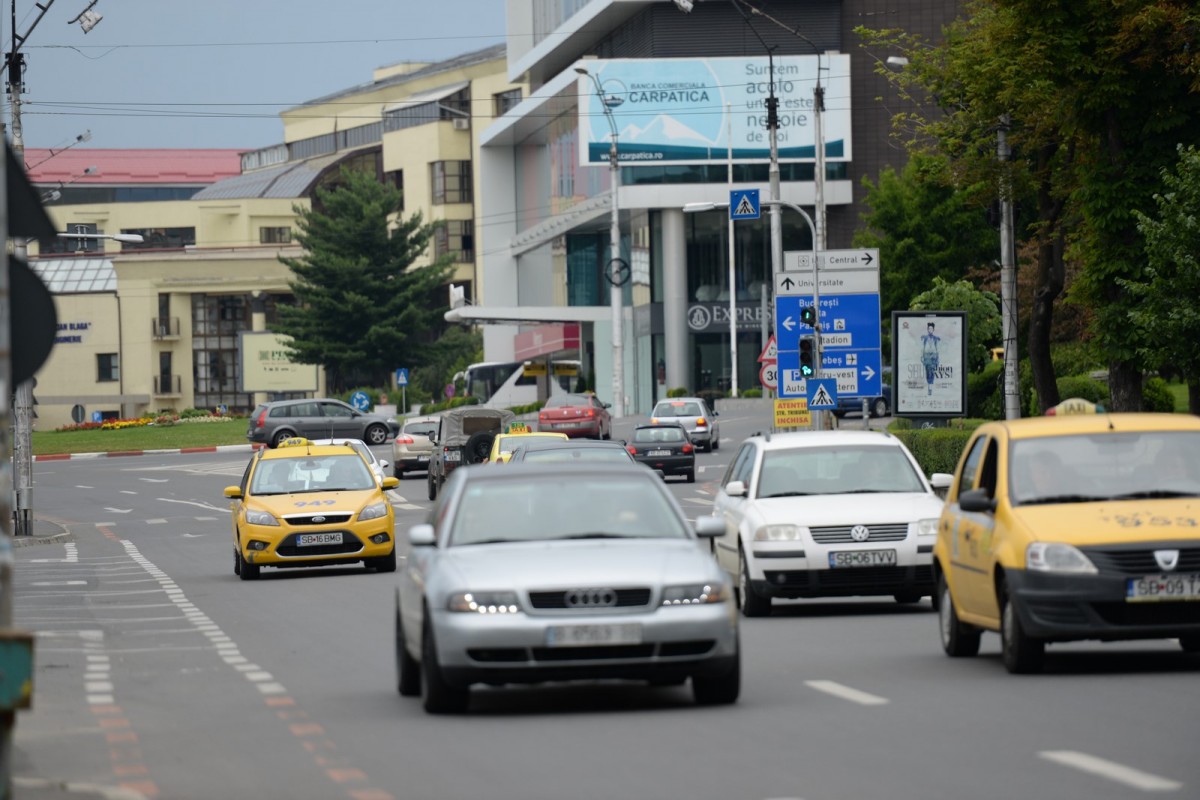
311,515,326,524
564,588,617,608
850,525,871,542
1154,549,1180,572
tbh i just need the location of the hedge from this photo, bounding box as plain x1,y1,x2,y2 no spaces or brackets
889,419,987,476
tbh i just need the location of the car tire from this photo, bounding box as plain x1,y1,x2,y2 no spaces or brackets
1179,635,1200,653
464,432,495,464
713,435,720,451
739,547,771,617
237,548,260,581
421,618,469,714
872,398,889,418
396,598,421,697
692,648,740,706
233,547,241,576
364,423,388,446
1001,586,1045,674
427,471,438,501
686,469,696,484
270,428,296,448
394,465,404,480
370,548,397,573
938,574,980,657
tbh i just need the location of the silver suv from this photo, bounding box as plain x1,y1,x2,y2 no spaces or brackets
246,398,399,448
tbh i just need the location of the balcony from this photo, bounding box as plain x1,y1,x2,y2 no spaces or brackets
152,317,180,339
154,375,182,397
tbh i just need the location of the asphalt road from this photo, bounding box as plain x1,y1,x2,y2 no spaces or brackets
11,407,1199,800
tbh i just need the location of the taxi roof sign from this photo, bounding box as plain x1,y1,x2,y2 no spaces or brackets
278,437,312,447
506,422,533,434
1046,397,1106,416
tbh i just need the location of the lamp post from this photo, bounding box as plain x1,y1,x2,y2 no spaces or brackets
575,66,625,418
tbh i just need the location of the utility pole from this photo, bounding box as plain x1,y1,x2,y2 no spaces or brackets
998,116,1020,420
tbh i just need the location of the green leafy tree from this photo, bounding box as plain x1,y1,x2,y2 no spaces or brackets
909,277,1002,372
275,168,452,392
1125,144,1200,414
854,153,998,317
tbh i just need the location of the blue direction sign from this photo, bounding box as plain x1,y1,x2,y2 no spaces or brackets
775,293,883,399
349,390,370,412
807,378,838,410
395,368,409,387
730,189,760,220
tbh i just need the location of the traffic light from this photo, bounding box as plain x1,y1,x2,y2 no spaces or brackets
800,304,817,327
799,335,816,378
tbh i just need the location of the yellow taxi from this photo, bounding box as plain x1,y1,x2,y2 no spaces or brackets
486,427,569,464
224,438,400,580
935,403,1200,673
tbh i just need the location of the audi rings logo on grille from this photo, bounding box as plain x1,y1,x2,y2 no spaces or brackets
311,515,326,524
850,525,871,542
564,588,618,608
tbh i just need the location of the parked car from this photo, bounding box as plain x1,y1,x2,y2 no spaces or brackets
710,430,952,616
537,393,612,439
626,423,696,482
395,462,738,713
426,406,515,501
392,416,439,478
246,398,399,448
308,438,390,484
649,397,720,451
935,408,1200,674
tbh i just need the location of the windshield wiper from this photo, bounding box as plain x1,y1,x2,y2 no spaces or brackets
763,491,813,498
1104,489,1199,500
560,532,634,540
1019,494,1105,506
461,537,521,546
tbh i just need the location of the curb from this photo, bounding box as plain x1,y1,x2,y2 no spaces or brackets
34,444,265,462
14,777,149,799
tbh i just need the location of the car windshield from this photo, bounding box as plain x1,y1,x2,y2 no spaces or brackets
520,447,633,463
1009,431,1200,505
251,454,375,495
545,394,592,408
654,401,703,417
448,476,688,545
756,445,926,498
634,427,685,443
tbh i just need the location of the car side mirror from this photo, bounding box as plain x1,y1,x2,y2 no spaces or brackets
381,476,400,490
693,516,725,538
724,480,747,498
380,459,391,469
929,473,953,490
603,402,612,408
223,485,243,499
409,523,436,546
958,487,996,513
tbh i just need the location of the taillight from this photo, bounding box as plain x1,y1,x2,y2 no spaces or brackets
254,409,267,428
695,418,707,427
682,443,693,454
586,408,595,417
396,434,414,445
626,446,637,456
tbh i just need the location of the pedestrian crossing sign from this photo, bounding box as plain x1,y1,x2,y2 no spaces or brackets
730,189,760,220
807,378,838,410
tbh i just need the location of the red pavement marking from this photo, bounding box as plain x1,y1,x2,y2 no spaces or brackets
179,447,218,453
33,453,71,461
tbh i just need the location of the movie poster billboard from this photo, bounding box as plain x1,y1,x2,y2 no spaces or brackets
891,311,968,418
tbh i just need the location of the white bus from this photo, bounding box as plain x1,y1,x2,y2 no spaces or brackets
457,360,583,408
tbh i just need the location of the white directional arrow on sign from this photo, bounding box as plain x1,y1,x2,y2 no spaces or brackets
862,365,875,381
782,316,796,332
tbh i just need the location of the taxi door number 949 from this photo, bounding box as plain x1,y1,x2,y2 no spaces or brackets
1127,573,1200,602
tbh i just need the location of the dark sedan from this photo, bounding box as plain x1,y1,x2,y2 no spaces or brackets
626,423,696,482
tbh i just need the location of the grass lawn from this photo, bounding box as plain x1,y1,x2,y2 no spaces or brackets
33,420,252,456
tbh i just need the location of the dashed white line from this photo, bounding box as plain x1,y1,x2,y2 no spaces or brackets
146,519,167,525
804,680,889,706
1039,751,1182,792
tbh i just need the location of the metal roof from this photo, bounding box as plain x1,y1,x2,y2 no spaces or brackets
30,258,116,293
383,81,470,113
191,151,348,200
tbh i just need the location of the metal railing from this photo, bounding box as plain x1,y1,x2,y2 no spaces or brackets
151,317,180,338
153,375,182,396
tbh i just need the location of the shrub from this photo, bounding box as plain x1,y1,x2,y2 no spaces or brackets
741,388,763,398
1143,376,1175,413
179,408,210,419
423,395,481,414
1055,374,1109,406
506,401,545,415
666,387,689,398
967,360,1003,419
890,420,986,476
696,389,727,406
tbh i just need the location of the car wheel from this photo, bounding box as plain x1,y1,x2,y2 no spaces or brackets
237,548,260,581
713,435,720,451
464,432,495,464
738,547,771,617
427,471,438,501
394,465,404,480
692,646,740,706
1001,586,1045,674
396,597,421,697
370,548,397,573
233,547,241,576
1179,635,1200,653
364,424,388,446
270,428,296,448
421,618,469,714
937,574,980,657
686,469,696,484
872,398,889,418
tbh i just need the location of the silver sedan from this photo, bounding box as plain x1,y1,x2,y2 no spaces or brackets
395,463,739,714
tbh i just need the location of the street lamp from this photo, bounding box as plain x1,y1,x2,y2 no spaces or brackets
575,65,625,418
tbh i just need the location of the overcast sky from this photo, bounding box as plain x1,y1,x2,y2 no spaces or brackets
11,0,508,151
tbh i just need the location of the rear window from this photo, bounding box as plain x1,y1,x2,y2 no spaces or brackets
522,448,633,464
654,402,702,417
462,416,504,436
545,394,592,408
634,427,685,443
404,422,437,437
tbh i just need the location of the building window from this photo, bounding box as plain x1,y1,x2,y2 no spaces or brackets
494,88,522,117
97,353,119,382
120,227,196,250
259,227,292,244
431,161,472,204
385,169,403,210
435,220,475,263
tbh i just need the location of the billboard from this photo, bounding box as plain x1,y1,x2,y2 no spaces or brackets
239,331,319,393
891,311,968,418
578,54,851,166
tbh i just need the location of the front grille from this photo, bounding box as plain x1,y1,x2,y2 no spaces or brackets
532,645,655,661
1093,602,1200,627
810,523,909,544
467,640,716,664
765,565,933,595
275,532,363,557
1082,545,1200,575
1026,601,1091,626
659,640,716,657
528,588,652,610
284,513,353,526
467,649,526,663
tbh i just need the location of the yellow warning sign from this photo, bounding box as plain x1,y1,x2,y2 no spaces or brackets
774,398,811,428
523,362,547,377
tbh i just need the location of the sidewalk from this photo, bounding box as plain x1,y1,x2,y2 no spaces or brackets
12,516,73,548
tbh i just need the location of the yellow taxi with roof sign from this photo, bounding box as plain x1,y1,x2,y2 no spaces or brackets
934,405,1200,673
223,438,400,580
487,429,569,464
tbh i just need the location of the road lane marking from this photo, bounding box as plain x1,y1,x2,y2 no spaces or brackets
32,580,87,586
146,519,167,525
1039,751,1182,792
804,680,889,706
157,498,229,513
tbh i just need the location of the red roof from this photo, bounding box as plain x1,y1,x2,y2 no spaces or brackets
23,148,245,185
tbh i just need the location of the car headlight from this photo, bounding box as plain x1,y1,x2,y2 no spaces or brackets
1026,542,1098,574
244,509,279,527
916,518,939,537
448,591,521,614
755,524,802,541
661,583,729,606
358,502,389,521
